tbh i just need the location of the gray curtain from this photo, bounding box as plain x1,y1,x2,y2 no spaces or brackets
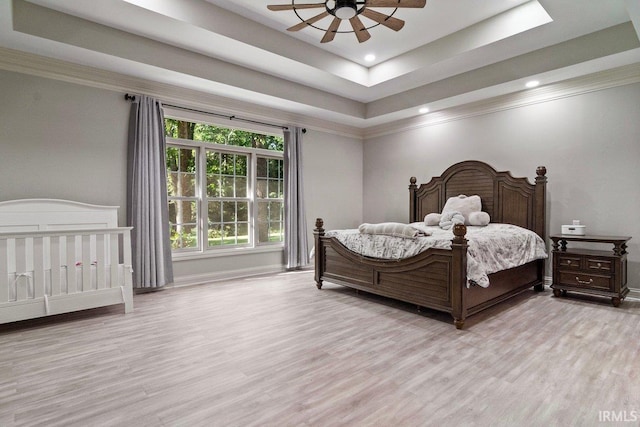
127,95,174,288
284,127,309,269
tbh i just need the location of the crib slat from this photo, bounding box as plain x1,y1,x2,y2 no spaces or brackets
0,239,8,303
33,237,45,299
50,236,61,296
96,234,106,289
82,234,91,292
110,234,118,289
15,238,28,301
66,236,77,294
122,231,134,313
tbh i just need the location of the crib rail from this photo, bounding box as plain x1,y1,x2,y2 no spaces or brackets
0,227,133,323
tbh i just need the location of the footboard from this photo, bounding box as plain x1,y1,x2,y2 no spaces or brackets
314,218,469,328
0,227,133,324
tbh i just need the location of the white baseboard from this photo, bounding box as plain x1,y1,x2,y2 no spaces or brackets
170,264,286,288
628,288,640,301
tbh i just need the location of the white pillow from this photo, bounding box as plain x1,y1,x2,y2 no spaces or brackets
442,195,482,225
424,213,441,226
358,222,421,238
468,211,490,226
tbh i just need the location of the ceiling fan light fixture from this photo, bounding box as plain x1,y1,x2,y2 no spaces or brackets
334,1,357,19
267,0,427,44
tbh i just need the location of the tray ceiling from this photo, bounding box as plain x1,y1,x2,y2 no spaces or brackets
1,0,639,132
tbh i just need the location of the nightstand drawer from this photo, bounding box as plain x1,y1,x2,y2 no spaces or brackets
557,255,581,269
587,258,612,272
559,272,612,290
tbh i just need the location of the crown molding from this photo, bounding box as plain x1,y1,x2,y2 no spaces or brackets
0,46,365,139
2,46,640,141
364,62,640,139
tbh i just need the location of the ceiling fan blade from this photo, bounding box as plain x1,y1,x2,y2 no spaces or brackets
267,3,326,11
364,0,426,8
360,8,404,31
321,17,341,43
349,16,371,43
288,11,330,31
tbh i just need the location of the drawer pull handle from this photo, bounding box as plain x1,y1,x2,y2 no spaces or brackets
567,260,572,265
575,277,593,285
597,262,602,267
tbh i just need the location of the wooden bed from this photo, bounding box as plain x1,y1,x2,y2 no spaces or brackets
314,161,547,329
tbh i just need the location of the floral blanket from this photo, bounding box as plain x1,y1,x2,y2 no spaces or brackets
326,223,548,288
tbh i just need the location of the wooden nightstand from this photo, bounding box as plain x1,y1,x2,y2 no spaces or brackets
550,234,631,307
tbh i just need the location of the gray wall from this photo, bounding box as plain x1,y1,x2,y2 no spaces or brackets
0,70,129,224
0,69,364,283
363,83,640,289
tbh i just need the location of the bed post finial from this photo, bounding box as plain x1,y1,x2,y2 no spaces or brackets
314,218,325,289
409,177,418,223
452,223,467,244
534,166,547,242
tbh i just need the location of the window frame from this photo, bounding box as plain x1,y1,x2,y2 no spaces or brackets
165,118,285,259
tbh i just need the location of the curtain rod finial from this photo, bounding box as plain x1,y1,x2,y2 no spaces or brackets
124,94,136,101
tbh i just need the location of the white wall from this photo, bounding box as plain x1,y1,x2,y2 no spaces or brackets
0,70,364,284
364,83,640,290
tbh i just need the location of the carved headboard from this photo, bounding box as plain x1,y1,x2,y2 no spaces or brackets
409,161,547,238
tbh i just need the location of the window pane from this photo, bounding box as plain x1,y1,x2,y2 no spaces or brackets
270,201,283,221
236,155,247,176
268,159,280,178
222,224,236,245
256,157,267,178
256,178,267,199
269,222,283,242
220,153,234,174
222,201,236,222
237,223,249,244
206,176,219,198
206,151,220,171
208,201,222,223
168,200,197,224
236,177,247,198
237,202,248,222
220,176,234,197
168,200,198,249
257,202,269,243
267,180,276,199
208,223,222,247
167,148,196,197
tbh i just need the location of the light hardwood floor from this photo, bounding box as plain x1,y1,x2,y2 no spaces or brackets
1,270,639,427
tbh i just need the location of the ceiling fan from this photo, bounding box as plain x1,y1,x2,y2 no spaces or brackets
267,0,427,43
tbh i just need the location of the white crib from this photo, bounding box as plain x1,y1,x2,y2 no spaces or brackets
0,199,133,324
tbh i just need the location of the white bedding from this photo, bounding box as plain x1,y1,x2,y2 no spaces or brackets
326,223,548,288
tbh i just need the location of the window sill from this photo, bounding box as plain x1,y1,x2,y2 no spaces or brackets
172,245,284,262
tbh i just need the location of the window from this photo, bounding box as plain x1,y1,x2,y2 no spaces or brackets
165,118,284,255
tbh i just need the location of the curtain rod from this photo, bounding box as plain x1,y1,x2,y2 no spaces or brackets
124,94,306,133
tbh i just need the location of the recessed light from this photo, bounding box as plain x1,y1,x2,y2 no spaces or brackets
419,107,429,114
364,54,376,62
525,80,540,88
